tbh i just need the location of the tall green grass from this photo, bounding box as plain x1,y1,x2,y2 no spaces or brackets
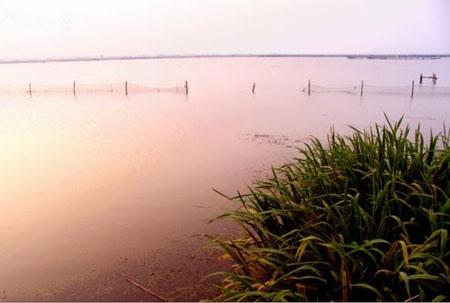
211,116,450,301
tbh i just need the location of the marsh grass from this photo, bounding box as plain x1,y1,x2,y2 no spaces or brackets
210,116,450,301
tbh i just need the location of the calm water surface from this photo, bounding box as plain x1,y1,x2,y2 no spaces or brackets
0,57,449,300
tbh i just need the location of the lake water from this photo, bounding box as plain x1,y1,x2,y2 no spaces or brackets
0,57,449,300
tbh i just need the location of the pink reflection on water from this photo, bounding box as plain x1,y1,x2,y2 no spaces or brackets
0,57,449,300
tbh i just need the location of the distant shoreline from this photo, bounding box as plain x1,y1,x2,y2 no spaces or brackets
1,54,449,65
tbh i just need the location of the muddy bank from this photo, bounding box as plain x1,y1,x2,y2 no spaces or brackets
1,223,235,302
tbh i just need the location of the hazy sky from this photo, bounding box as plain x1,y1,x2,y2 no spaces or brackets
0,0,449,59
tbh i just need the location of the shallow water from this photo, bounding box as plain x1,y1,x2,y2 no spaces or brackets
0,57,449,300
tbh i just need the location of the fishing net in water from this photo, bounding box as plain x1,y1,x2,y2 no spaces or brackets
412,85,450,95
302,84,360,94
125,82,185,93
0,82,186,95
303,83,450,96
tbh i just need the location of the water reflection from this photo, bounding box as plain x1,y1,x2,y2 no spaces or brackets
0,57,449,300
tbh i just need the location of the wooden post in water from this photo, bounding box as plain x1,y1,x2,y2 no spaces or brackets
419,73,423,85
73,81,76,95
308,80,311,96
28,83,32,97
252,82,256,94
411,80,415,98
360,80,364,96
125,81,128,96
432,73,437,85
184,80,189,95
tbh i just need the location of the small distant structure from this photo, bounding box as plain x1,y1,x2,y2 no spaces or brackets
419,73,437,85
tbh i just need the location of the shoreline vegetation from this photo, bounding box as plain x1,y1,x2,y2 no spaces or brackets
1,54,450,65
209,116,450,301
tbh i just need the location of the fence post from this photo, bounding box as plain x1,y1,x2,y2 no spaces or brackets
432,73,437,85
411,80,414,98
185,80,189,95
308,80,311,96
419,74,423,85
125,81,128,95
360,80,364,96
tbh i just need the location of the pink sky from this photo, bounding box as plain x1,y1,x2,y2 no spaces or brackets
0,0,449,59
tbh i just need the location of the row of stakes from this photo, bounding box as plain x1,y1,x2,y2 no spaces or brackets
25,80,190,96
304,73,438,98
303,80,415,98
23,73,438,98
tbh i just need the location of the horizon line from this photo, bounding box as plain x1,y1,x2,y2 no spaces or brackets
1,53,449,64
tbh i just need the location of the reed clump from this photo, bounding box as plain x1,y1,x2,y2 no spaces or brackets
211,116,450,301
